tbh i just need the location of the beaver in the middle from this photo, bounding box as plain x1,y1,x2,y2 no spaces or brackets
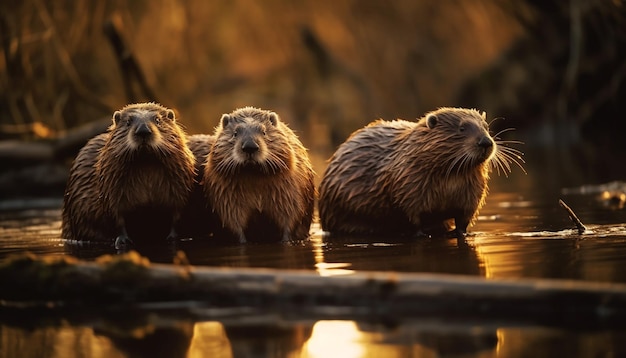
200,107,316,243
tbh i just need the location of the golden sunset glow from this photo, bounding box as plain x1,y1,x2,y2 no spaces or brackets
187,322,233,358
301,321,366,358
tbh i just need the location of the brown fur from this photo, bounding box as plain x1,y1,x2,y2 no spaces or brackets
319,107,501,236
177,134,219,238
202,107,315,243
62,133,114,242
62,103,196,244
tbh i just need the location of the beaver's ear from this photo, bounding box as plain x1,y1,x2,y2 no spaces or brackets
268,112,279,126
165,109,176,121
113,111,122,125
220,114,231,128
426,114,437,129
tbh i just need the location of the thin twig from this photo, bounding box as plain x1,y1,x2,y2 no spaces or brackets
558,199,587,234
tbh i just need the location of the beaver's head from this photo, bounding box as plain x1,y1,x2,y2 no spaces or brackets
428,108,493,163
108,102,178,152
418,107,524,177
211,107,292,175
413,108,495,179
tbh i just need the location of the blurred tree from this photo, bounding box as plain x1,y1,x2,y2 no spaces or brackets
457,0,626,181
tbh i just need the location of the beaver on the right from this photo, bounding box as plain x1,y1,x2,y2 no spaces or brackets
318,107,524,238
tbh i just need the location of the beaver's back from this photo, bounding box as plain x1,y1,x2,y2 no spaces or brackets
319,120,415,234
177,134,219,239
62,133,115,242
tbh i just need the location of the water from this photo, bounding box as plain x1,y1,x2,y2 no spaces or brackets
2,176,626,357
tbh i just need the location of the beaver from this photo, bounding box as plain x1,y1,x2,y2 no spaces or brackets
318,107,523,237
62,103,196,247
202,107,316,243
176,133,220,239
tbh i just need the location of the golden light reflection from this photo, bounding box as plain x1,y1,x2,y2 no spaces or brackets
301,321,366,358
473,236,529,280
300,321,417,358
310,230,355,277
473,238,495,279
187,321,233,358
496,328,505,356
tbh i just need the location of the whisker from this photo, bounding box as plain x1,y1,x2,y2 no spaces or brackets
492,127,516,138
498,153,513,173
497,145,525,157
496,149,527,175
445,154,464,180
456,154,470,176
498,147,524,161
503,153,527,174
496,140,525,145
488,116,505,127
491,153,510,177
268,152,288,172
490,155,504,176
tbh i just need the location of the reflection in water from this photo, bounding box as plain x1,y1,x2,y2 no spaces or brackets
187,322,232,358
319,233,485,277
3,317,625,358
303,321,366,358
311,230,356,276
302,320,500,357
0,325,121,358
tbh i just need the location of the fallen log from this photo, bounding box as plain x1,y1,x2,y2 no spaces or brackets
0,117,110,197
0,117,110,166
0,140,55,164
1,251,626,327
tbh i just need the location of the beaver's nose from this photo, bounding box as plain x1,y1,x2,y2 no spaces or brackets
242,140,259,154
135,122,152,138
477,136,493,148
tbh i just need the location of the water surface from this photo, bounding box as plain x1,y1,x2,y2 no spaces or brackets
2,177,626,357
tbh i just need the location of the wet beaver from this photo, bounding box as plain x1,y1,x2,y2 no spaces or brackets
176,134,220,239
202,107,315,243
62,103,196,247
318,107,523,237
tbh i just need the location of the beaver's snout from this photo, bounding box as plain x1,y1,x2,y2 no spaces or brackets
242,139,259,154
477,136,493,148
134,122,153,139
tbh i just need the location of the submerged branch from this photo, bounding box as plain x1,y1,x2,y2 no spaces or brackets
558,199,587,234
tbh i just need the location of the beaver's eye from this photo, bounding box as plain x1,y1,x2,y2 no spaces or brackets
459,125,466,132
233,130,238,138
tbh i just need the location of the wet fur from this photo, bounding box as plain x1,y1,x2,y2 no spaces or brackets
203,107,315,243
62,103,195,243
62,133,115,242
319,107,503,236
177,134,220,238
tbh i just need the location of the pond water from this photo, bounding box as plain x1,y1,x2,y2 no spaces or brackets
1,171,626,357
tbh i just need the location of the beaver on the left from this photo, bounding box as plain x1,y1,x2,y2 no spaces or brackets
62,103,196,248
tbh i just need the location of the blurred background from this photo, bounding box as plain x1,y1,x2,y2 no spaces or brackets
1,0,625,198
